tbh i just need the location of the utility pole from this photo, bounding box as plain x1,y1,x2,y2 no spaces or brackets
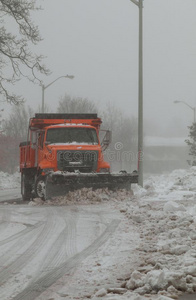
130,0,144,186
0,108,4,134
41,75,74,113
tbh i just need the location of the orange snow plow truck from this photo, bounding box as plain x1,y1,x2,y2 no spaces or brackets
19,113,138,200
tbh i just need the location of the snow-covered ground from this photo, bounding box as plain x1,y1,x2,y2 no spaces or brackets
133,167,196,202
0,171,20,190
28,167,196,300
1,167,196,299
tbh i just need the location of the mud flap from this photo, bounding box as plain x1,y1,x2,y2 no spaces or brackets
45,171,138,200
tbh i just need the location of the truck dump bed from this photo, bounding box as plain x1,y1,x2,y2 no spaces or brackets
30,113,102,130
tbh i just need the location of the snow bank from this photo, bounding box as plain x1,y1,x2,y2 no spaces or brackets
65,167,196,299
121,196,196,299
132,167,196,201
29,188,133,206
0,171,20,189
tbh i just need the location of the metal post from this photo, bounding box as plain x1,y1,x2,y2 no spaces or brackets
42,85,45,113
138,0,143,186
194,108,196,164
130,0,144,187
41,75,74,114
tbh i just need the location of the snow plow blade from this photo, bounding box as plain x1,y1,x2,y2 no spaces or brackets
45,171,138,199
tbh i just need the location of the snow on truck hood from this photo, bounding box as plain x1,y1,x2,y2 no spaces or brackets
47,124,93,128
47,142,98,146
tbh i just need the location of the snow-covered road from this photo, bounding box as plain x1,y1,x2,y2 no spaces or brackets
0,188,21,202
1,168,196,299
0,201,138,300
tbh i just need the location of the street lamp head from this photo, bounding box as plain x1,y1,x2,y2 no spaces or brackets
41,74,75,113
174,100,181,104
64,75,74,80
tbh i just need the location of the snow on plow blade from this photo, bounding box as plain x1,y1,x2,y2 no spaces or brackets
45,171,138,199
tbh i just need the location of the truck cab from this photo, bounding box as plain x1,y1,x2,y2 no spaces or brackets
36,124,110,174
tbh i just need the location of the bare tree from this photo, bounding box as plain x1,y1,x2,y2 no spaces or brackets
37,103,51,113
2,103,53,173
101,102,123,133
0,0,49,104
101,102,137,148
0,134,20,173
2,103,35,173
2,104,34,141
101,102,137,171
57,94,97,113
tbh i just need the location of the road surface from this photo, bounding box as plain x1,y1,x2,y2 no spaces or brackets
0,188,21,202
0,188,136,300
0,188,194,300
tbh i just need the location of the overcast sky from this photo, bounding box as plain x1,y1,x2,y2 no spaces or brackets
3,0,196,137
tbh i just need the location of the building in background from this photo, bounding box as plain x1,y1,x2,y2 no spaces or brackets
144,136,189,174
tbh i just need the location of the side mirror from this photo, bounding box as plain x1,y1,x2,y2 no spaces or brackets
100,130,112,151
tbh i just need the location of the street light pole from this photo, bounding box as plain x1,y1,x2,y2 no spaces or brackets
42,84,45,114
41,75,74,113
174,100,196,124
130,0,144,187
0,109,4,134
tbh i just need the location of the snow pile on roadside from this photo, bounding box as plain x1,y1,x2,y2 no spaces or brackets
117,198,196,299
132,167,196,201
29,188,133,206
0,171,20,189
28,167,196,299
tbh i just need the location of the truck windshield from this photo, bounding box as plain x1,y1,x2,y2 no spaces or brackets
46,127,98,145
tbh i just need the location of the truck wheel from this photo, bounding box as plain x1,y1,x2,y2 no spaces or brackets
35,176,46,200
21,174,32,201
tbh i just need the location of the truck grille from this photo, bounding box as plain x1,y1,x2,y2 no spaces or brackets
57,150,98,173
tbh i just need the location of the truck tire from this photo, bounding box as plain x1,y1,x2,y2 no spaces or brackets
21,173,32,201
35,176,46,200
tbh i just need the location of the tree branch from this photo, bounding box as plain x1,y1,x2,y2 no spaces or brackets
0,0,50,104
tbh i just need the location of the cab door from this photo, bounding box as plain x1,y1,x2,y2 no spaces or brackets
37,131,45,166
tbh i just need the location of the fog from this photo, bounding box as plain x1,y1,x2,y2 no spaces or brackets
3,0,196,138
